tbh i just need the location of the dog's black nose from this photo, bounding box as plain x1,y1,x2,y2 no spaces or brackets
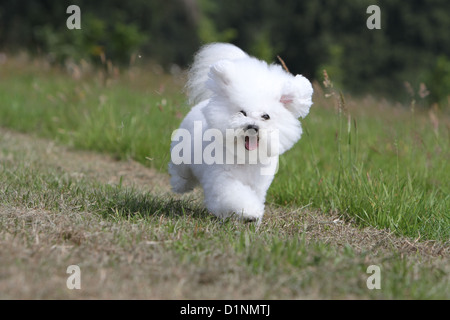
246,124,259,133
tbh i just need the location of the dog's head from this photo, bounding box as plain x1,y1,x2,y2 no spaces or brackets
202,57,313,158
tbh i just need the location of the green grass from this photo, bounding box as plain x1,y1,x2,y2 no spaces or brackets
0,57,448,242
275,105,449,241
0,145,448,299
0,63,181,171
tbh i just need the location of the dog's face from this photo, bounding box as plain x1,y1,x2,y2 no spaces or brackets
202,58,313,158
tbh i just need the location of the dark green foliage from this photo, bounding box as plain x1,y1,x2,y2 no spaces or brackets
202,0,450,105
0,0,448,105
0,0,199,66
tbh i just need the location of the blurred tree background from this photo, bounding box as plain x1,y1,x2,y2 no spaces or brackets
0,0,449,107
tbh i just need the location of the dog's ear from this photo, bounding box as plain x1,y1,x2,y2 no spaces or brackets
280,75,313,118
208,60,234,89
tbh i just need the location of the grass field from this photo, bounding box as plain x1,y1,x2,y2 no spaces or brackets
0,55,449,299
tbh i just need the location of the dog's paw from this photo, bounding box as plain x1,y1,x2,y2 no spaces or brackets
213,209,263,224
237,210,263,224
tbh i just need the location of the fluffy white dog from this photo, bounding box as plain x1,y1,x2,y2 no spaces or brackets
169,43,313,222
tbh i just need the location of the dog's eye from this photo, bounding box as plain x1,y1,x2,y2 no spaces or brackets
261,114,270,120
240,110,247,117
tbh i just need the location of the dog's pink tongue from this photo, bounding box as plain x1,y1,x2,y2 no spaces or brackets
245,136,258,151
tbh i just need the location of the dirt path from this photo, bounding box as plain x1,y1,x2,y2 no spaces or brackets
0,127,448,299
0,128,172,194
1,127,447,257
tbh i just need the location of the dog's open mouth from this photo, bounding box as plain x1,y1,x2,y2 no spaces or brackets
245,136,259,151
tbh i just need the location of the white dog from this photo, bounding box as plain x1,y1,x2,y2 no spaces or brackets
169,43,313,222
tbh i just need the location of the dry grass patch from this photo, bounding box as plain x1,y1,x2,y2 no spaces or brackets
1,128,448,299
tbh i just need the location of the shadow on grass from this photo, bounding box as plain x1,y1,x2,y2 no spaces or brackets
95,185,210,220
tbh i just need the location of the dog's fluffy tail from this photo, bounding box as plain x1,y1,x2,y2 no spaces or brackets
186,43,248,106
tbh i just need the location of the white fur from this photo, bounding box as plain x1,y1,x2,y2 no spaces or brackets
169,43,313,222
